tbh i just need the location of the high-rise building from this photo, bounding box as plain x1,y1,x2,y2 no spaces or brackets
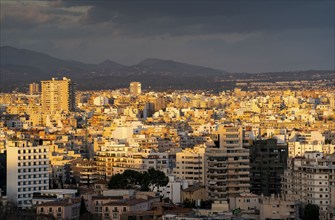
282,152,335,220
29,82,40,95
250,139,288,196
6,138,50,208
41,77,76,113
205,125,250,201
129,82,141,96
330,93,335,109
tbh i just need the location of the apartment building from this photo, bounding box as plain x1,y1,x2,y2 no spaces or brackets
173,145,206,186
69,159,98,187
6,138,50,208
36,197,81,220
259,195,296,220
282,152,335,220
288,141,335,158
41,77,76,113
130,82,141,96
205,125,250,201
95,143,173,178
250,139,288,196
29,82,40,95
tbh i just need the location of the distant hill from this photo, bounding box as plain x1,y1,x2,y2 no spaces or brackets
0,46,333,92
0,46,125,74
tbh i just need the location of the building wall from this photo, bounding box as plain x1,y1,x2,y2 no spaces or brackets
6,139,50,208
259,196,295,220
205,125,250,201
41,77,76,113
250,139,288,196
174,146,205,185
282,152,335,220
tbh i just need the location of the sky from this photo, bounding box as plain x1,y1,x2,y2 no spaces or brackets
0,0,334,73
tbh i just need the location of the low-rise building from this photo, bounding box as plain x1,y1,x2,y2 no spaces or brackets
36,198,81,220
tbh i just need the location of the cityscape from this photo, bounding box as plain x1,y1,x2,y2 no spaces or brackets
0,1,335,220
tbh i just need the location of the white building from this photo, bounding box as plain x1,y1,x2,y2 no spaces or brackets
93,96,109,106
6,139,50,208
156,175,189,204
288,142,335,157
282,152,335,220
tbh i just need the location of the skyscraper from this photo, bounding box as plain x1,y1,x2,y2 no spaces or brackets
129,82,141,96
41,77,76,113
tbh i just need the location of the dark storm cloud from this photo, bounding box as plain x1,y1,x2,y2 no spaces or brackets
1,0,334,72
76,1,334,37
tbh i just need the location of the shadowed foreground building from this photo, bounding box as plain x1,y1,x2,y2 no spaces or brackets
250,139,288,196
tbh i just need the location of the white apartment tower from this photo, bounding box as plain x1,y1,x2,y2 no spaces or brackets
41,77,76,113
130,82,141,96
6,139,50,208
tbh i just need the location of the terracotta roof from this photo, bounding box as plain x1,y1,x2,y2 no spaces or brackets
103,198,147,206
92,195,123,200
36,198,81,207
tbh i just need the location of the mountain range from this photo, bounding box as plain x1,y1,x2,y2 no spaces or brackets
0,46,333,92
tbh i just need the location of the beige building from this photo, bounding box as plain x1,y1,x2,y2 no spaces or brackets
29,82,40,95
259,195,296,220
130,82,141,96
205,125,250,201
36,198,80,220
288,142,335,157
181,185,207,203
174,145,206,185
41,77,76,113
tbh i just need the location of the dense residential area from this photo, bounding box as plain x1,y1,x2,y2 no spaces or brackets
0,78,334,220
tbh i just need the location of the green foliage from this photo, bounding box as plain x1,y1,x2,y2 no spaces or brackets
182,198,196,208
304,203,319,220
108,168,168,191
80,196,87,215
147,168,169,191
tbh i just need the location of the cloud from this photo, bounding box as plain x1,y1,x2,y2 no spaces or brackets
1,0,334,72
75,1,334,37
0,1,84,29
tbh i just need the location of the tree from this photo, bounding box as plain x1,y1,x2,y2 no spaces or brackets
108,170,142,190
182,198,195,208
108,168,168,191
146,168,169,191
80,196,87,216
304,204,319,220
